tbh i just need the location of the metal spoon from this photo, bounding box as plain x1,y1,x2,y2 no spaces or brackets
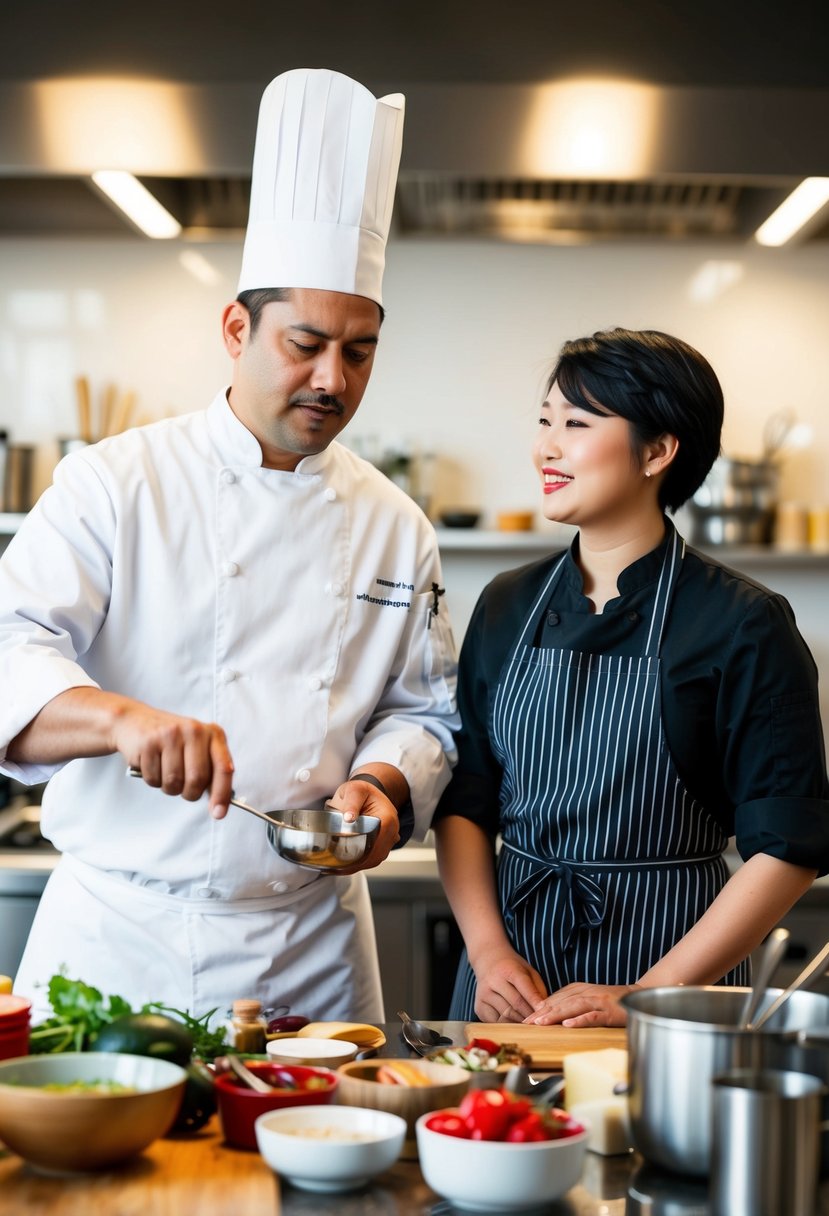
739,926,790,1030
397,1010,453,1055
503,1066,565,1106
217,1054,275,1094
127,766,291,828
751,938,829,1032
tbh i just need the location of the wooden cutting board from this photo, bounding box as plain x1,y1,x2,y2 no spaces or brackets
465,1023,627,1069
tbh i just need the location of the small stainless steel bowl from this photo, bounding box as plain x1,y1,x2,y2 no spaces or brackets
266,807,380,871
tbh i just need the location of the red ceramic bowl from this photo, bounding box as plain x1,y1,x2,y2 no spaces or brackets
215,1061,338,1150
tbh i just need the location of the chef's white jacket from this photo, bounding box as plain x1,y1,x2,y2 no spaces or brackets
0,392,459,1021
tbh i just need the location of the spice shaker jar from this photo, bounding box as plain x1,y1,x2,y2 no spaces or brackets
229,998,268,1054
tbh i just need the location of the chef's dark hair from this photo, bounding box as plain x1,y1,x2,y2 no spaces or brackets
237,288,385,335
547,327,724,513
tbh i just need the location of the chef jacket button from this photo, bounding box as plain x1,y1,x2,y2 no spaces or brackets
219,667,237,684
272,881,288,894
324,487,337,502
331,581,345,597
627,610,640,623
221,469,237,485
296,768,311,783
196,886,218,898
221,561,240,578
546,611,560,627
309,676,323,691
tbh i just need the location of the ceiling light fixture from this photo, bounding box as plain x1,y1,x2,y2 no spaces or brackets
91,170,182,239
754,177,829,247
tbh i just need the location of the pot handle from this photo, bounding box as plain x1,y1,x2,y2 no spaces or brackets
795,1028,829,1048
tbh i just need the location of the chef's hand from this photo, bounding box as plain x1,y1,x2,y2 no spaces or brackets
468,945,548,1023
111,698,234,820
325,767,407,873
524,982,640,1028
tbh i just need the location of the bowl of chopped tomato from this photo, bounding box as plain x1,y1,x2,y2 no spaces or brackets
415,1088,589,1211
215,1061,338,1150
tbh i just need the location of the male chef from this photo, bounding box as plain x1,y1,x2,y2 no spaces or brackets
0,68,458,1022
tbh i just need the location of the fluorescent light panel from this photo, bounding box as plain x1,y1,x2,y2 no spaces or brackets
91,170,182,239
754,177,829,247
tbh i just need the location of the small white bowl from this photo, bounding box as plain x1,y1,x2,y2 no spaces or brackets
255,1104,406,1192
415,1110,590,1212
265,1037,359,1068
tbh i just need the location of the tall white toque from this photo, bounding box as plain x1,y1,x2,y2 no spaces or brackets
237,67,405,306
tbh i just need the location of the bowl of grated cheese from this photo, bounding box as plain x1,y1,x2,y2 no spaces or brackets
254,1103,406,1191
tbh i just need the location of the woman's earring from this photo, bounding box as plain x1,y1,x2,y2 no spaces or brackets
645,469,653,478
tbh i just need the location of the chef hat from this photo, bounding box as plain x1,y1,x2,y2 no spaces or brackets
237,68,405,306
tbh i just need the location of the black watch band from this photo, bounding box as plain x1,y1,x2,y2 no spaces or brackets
349,772,389,798
349,772,415,848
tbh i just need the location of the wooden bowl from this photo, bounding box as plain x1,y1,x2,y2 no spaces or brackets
335,1058,470,1159
0,1052,186,1173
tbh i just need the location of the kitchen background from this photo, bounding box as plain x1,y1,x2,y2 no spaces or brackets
1,0,828,1012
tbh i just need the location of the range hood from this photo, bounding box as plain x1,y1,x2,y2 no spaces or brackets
1,80,827,242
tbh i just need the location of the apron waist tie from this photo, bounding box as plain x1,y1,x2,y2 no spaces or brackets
501,841,723,950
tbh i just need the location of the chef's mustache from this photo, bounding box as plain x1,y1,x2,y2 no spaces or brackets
290,393,345,415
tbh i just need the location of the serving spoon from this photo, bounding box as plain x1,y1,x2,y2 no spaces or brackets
397,1010,453,1055
127,766,296,829
739,926,791,1030
750,938,829,1032
503,1066,566,1106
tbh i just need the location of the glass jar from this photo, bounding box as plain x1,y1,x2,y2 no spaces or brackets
229,999,267,1054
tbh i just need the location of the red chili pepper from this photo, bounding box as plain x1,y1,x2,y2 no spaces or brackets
505,1112,552,1142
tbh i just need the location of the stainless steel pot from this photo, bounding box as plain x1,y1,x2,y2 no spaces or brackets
620,986,829,1177
687,456,779,546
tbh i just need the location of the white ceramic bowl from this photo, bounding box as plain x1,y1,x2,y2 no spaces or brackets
255,1104,406,1192
265,1036,359,1068
415,1110,590,1212
0,1052,187,1173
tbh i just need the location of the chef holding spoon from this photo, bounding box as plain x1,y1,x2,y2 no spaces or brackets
0,68,458,1022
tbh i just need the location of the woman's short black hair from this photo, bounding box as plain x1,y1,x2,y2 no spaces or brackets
236,288,385,336
548,328,724,512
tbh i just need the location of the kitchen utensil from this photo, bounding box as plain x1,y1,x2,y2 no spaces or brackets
620,985,829,1177
415,1109,589,1210
0,1051,186,1173
127,766,289,828
710,1068,826,1216
762,408,797,460
267,806,380,870
398,1011,453,1055
438,508,481,529
255,1105,407,1192
739,926,790,1029
503,1065,565,1106
688,456,779,545
336,1058,470,1160
463,1023,627,1069
214,1060,338,1151
222,1054,274,1093
750,939,829,1031
1,444,35,513
127,767,380,871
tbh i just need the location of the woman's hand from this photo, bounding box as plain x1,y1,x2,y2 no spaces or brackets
470,946,548,1022
524,982,640,1028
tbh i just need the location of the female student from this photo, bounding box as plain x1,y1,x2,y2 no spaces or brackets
434,327,829,1027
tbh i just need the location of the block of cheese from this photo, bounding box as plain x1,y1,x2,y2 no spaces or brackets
569,1097,632,1155
0,976,13,995
562,1046,628,1110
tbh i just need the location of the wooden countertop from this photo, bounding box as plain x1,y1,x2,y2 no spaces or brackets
0,1124,279,1216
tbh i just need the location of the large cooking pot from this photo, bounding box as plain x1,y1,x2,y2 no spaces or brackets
620,986,829,1177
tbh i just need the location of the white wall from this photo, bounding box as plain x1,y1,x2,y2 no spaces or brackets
1,234,828,516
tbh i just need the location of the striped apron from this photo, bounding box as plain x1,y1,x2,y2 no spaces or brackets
449,530,748,1019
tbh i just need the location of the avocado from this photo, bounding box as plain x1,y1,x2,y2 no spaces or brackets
90,1013,194,1067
